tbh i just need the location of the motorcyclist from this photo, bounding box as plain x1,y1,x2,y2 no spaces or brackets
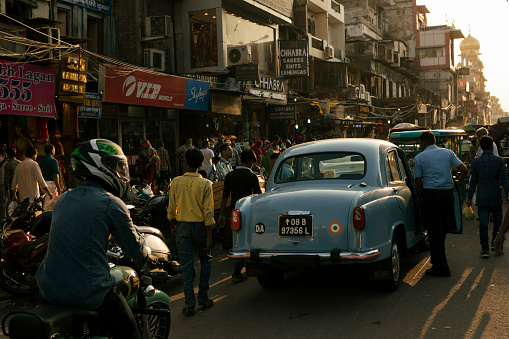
36,139,158,339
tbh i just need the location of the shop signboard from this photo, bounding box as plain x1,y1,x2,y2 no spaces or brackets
211,93,241,115
280,40,308,77
185,79,210,111
268,104,295,120
78,92,102,119
100,65,210,111
241,74,288,102
57,53,88,103
61,0,111,15
235,65,260,81
458,78,466,89
0,59,55,117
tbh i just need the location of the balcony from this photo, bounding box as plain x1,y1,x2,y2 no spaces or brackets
331,0,340,13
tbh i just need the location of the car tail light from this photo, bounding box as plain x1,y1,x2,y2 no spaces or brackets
231,209,241,231
353,207,365,230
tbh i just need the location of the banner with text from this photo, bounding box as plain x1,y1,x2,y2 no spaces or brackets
0,60,56,117
61,0,111,15
100,65,210,111
78,92,102,118
280,40,308,77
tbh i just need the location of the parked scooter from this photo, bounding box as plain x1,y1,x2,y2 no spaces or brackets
0,196,51,296
1,257,172,338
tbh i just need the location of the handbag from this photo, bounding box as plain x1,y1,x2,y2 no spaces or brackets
462,205,475,221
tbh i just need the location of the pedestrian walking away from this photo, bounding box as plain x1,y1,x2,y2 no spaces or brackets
466,136,509,259
38,144,63,211
11,146,53,204
167,148,215,317
175,138,194,175
414,131,468,277
218,150,262,283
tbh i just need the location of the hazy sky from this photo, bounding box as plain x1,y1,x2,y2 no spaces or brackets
422,0,509,112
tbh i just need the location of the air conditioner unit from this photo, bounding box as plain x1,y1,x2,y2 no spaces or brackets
359,84,366,98
145,16,172,37
365,91,370,102
343,57,351,63
144,48,165,72
227,45,251,66
325,46,334,59
39,27,61,60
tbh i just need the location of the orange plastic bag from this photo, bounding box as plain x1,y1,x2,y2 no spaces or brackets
462,206,475,221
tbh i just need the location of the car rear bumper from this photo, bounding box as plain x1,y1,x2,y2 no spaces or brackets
228,248,381,263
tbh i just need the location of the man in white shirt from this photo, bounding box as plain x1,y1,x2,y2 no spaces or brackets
11,147,53,204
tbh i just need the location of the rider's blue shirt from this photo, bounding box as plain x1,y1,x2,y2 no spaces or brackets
36,180,149,309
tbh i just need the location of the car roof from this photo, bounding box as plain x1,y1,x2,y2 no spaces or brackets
282,138,395,158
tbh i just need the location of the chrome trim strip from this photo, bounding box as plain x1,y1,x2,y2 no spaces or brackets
227,249,380,261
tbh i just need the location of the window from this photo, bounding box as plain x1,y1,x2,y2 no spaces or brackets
274,153,366,184
57,9,69,36
190,9,218,68
417,47,444,59
87,16,103,54
386,151,402,182
225,13,275,75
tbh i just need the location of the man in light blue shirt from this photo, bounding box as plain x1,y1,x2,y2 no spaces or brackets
414,131,468,277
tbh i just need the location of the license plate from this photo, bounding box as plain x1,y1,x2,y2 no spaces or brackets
278,215,313,237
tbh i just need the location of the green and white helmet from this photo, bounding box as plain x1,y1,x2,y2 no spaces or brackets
71,139,130,197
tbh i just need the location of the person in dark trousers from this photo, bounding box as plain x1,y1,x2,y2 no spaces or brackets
414,131,468,277
218,150,262,282
38,144,63,211
466,136,509,259
168,148,215,317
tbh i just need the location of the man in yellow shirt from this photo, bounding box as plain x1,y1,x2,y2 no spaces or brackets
168,148,214,317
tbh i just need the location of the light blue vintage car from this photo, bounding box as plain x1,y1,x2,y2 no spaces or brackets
228,138,462,291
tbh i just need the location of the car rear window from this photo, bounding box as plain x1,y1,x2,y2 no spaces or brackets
274,152,366,183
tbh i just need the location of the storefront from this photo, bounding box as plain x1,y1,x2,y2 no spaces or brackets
0,59,57,158
240,73,288,141
97,64,210,175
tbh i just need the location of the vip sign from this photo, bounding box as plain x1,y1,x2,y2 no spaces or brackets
101,65,186,108
100,65,209,110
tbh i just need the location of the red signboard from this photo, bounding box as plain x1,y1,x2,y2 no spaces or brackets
101,65,187,108
458,79,466,89
0,60,56,117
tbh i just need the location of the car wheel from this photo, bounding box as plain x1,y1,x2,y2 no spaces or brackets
378,234,401,292
257,267,284,289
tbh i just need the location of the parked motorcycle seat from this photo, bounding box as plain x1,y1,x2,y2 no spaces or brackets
3,305,73,339
3,305,102,339
17,234,49,261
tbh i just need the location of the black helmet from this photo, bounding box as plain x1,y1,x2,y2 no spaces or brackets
71,139,130,197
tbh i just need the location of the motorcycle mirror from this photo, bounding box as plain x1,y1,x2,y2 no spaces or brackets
126,204,135,210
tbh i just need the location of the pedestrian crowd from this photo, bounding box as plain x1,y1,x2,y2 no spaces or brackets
6,127,509,325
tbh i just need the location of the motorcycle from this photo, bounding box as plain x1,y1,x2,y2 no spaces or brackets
110,225,181,286
0,196,51,296
128,194,181,262
1,257,172,339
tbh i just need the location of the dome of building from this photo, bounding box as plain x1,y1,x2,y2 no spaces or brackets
460,34,480,53
466,49,479,59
